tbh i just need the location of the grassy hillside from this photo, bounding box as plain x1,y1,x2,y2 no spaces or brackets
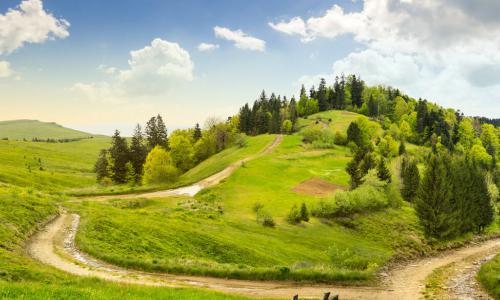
71,134,276,196
478,254,500,299
0,186,253,300
0,120,93,140
0,137,110,192
71,132,427,283
295,110,360,133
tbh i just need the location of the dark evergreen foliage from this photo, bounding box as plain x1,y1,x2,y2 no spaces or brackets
109,130,130,184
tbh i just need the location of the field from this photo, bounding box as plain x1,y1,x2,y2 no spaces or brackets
0,120,93,140
0,186,253,300
69,112,429,283
478,254,500,299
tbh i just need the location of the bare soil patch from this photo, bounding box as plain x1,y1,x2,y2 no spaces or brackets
292,177,346,196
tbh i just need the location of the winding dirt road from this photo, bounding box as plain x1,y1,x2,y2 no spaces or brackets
92,134,283,199
27,213,499,299
26,133,500,299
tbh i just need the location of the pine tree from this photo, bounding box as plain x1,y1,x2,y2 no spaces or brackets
109,130,130,184
377,157,391,183
399,139,406,155
300,202,309,222
350,75,364,108
401,157,419,202
368,95,378,117
289,96,298,124
415,153,454,239
347,122,362,147
94,149,109,182
145,115,168,149
129,124,147,181
468,162,495,233
317,78,328,111
193,123,202,141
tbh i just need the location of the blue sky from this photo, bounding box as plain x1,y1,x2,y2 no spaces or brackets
0,0,499,135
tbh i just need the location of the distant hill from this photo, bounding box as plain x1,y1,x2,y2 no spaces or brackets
0,119,94,140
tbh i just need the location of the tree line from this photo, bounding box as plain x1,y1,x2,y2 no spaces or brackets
94,115,241,185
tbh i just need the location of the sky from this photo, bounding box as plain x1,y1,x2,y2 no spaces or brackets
0,0,499,135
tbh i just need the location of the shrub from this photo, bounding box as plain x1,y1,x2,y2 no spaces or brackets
328,245,373,270
302,126,323,143
313,174,389,218
234,133,248,148
286,204,302,224
334,131,348,146
300,203,309,222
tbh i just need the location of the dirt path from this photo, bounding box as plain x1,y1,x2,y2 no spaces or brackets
445,252,497,300
28,211,499,299
91,134,283,200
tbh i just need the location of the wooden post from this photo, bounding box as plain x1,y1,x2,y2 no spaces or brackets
331,295,339,300
323,292,330,300
292,294,298,300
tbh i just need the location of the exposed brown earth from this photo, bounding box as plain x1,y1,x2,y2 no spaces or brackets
292,177,346,196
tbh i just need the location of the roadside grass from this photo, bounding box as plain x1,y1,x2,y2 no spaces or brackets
69,134,276,196
478,254,500,299
0,186,253,300
0,120,93,140
71,135,427,283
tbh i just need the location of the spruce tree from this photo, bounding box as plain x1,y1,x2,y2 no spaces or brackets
401,157,420,202
468,162,495,233
367,95,378,117
377,157,391,183
94,149,109,182
347,122,362,147
109,130,130,184
317,78,328,111
300,202,309,222
145,115,168,149
415,153,454,239
129,124,147,181
193,123,202,141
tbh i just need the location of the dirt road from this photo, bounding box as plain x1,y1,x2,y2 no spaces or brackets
92,134,283,199
28,211,499,299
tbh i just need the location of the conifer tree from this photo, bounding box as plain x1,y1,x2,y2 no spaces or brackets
193,123,202,141
377,157,392,183
129,124,147,181
367,95,378,117
109,130,130,184
401,157,419,202
415,153,454,239
94,149,109,182
399,139,406,155
145,115,168,149
317,78,328,111
300,202,309,222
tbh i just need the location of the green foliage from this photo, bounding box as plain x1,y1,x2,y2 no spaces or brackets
145,115,168,150
169,132,195,172
300,203,310,222
109,130,129,184
142,146,179,184
400,156,420,202
286,204,302,224
334,131,348,146
478,254,500,299
415,153,455,239
376,157,391,183
281,119,293,134
313,174,390,218
129,124,147,181
94,149,110,182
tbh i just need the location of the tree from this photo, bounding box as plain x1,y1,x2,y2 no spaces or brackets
143,146,179,184
193,123,202,141
129,124,147,181
317,78,329,111
125,161,136,183
377,157,391,183
94,149,109,182
169,133,194,172
415,153,455,239
468,162,495,233
347,122,362,147
145,115,168,149
350,75,364,108
300,202,310,222
282,119,293,134
109,130,130,184
400,157,419,202
399,139,406,155
367,95,378,117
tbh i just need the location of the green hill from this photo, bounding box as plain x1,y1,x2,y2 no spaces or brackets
0,119,93,140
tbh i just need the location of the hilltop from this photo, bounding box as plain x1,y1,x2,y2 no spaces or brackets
0,119,94,140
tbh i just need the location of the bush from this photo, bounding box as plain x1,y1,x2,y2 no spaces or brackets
286,204,302,224
334,131,348,146
328,245,374,270
302,126,336,149
313,174,389,218
253,203,275,227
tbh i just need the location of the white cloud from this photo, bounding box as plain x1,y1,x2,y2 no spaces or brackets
72,38,194,102
0,60,14,78
280,0,500,117
0,0,70,55
197,42,219,52
214,26,265,52
98,64,117,75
